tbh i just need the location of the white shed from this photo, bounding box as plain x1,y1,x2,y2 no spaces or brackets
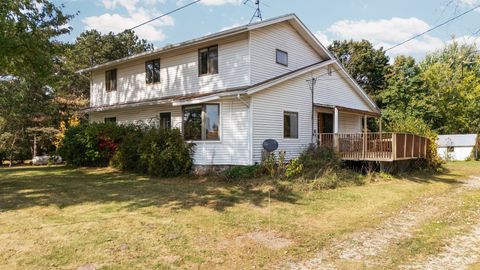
437,134,479,161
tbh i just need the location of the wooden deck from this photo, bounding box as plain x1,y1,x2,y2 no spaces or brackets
317,133,429,162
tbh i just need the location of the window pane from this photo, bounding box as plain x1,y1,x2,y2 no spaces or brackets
105,70,111,91
276,49,288,66
284,112,298,138
205,104,219,140
111,69,117,91
153,59,160,83
145,61,153,84
104,117,116,123
160,112,171,130
199,49,208,75
208,46,218,74
183,106,202,140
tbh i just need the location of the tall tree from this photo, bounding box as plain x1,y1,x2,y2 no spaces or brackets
419,41,480,134
328,40,390,104
0,0,73,164
381,55,429,122
0,0,73,81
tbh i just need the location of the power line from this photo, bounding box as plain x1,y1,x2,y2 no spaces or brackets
385,3,480,52
128,0,202,32
74,0,202,57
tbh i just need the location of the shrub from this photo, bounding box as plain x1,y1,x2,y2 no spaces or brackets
299,144,341,179
222,165,259,182
59,123,194,177
58,122,126,166
136,128,194,177
110,126,144,171
285,157,303,179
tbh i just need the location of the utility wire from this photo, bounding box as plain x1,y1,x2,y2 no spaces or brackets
128,0,202,32
75,0,202,57
385,3,480,52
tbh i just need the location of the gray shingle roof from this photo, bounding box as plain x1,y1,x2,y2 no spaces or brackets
437,134,478,147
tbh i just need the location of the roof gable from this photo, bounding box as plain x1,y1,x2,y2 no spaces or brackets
78,13,332,73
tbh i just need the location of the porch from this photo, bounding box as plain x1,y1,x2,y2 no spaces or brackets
317,133,429,162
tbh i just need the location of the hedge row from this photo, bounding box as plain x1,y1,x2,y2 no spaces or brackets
58,123,194,177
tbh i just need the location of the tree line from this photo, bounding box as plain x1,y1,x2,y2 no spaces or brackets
1,0,479,164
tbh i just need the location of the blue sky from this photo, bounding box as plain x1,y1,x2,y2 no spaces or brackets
54,0,480,59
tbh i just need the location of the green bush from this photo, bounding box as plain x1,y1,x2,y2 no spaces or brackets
110,126,144,171
136,128,194,177
58,122,126,166
59,123,194,177
299,144,341,179
222,165,259,182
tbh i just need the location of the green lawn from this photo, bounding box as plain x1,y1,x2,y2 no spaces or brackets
1,162,480,269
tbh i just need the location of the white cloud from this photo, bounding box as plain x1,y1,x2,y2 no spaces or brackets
317,17,448,57
82,0,173,41
314,31,331,47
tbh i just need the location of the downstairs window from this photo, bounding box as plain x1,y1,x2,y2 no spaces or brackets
183,104,220,141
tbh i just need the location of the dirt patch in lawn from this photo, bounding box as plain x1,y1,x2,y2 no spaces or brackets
287,176,480,269
219,231,293,250
243,231,293,250
400,222,480,270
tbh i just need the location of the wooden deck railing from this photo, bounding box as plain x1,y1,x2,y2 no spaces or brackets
317,133,429,161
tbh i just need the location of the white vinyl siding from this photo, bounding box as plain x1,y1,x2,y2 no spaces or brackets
90,35,250,107
251,73,312,163
314,68,372,112
437,146,474,161
88,98,250,166
249,21,323,84
339,112,362,133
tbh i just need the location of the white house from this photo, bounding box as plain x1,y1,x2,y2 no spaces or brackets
79,14,381,168
437,134,479,161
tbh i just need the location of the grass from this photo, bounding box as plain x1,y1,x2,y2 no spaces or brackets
1,162,480,269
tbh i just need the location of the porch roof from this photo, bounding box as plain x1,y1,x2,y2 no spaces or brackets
314,103,381,117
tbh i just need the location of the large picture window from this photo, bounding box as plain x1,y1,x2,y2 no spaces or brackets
183,104,220,141
145,59,160,84
284,111,298,139
105,69,117,91
198,45,218,75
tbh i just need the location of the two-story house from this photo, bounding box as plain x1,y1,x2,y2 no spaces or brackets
79,14,381,169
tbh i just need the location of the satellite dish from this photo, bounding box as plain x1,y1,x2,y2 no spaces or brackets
262,139,278,153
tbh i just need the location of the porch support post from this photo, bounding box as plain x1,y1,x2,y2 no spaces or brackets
363,115,367,159
334,107,339,151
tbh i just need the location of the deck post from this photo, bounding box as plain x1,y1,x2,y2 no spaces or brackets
334,107,339,151
363,115,367,159
392,133,397,160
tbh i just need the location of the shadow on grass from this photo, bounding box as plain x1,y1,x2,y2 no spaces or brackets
0,166,299,212
398,167,464,185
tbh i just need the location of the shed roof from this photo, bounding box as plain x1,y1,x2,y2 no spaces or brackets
437,134,478,147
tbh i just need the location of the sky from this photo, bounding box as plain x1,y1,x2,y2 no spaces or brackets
53,0,480,60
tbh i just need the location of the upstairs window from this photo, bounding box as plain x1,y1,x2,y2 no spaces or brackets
198,45,218,75
145,59,160,84
284,111,298,139
183,104,220,141
104,117,117,123
276,49,288,66
105,69,117,92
